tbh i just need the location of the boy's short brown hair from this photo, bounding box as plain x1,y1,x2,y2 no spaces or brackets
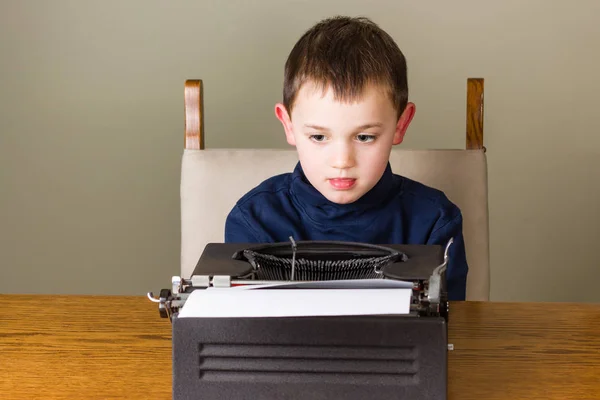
283,16,408,118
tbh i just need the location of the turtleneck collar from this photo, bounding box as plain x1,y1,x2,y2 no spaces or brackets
289,162,398,225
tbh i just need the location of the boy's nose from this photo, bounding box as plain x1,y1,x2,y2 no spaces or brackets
330,144,356,170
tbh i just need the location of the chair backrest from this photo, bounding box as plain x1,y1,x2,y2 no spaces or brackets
180,79,490,301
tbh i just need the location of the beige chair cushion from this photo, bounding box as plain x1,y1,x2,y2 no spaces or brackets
180,148,489,301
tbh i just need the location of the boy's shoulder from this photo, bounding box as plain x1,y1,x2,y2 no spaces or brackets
393,173,462,219
234,172,293,207
396,174,453,204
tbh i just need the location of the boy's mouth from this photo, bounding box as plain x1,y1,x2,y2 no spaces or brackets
328,178,356,190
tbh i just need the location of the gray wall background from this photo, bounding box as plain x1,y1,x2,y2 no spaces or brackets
1,0,599,302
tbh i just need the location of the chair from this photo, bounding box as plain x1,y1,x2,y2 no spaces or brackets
180,78,490,301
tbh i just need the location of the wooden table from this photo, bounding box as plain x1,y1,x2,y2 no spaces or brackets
1,295,599,400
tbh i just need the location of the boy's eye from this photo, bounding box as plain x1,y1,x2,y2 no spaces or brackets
310,134,326,142
356,134,376,143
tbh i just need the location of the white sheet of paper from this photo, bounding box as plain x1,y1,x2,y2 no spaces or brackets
233,279,414,290
177,287,412,318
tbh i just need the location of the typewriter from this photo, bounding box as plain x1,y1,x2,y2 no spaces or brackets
149,239,453,400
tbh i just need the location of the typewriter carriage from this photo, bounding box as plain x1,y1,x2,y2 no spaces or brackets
149,239,452,322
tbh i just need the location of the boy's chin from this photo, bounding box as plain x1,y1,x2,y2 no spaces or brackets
322,189,363,205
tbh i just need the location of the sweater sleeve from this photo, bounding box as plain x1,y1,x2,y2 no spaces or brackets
224,205,262,243
427,211,469,301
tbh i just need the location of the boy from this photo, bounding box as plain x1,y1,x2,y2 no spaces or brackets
224,16,468,301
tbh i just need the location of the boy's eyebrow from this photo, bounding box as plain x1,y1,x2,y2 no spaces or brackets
303,123,383,131
304,124,331,132
356,123,384,130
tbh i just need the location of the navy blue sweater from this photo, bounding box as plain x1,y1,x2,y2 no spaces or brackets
225,162,468,300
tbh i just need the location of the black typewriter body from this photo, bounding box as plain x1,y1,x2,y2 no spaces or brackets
152,241,452,400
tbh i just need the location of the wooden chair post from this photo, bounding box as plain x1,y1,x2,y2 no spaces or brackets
466,78,485,150
184,80,204,150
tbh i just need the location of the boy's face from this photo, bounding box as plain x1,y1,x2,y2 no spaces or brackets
275,82,415,204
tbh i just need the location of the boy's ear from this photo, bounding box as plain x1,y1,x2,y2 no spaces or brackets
393,102,416,145
274,103,296,146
